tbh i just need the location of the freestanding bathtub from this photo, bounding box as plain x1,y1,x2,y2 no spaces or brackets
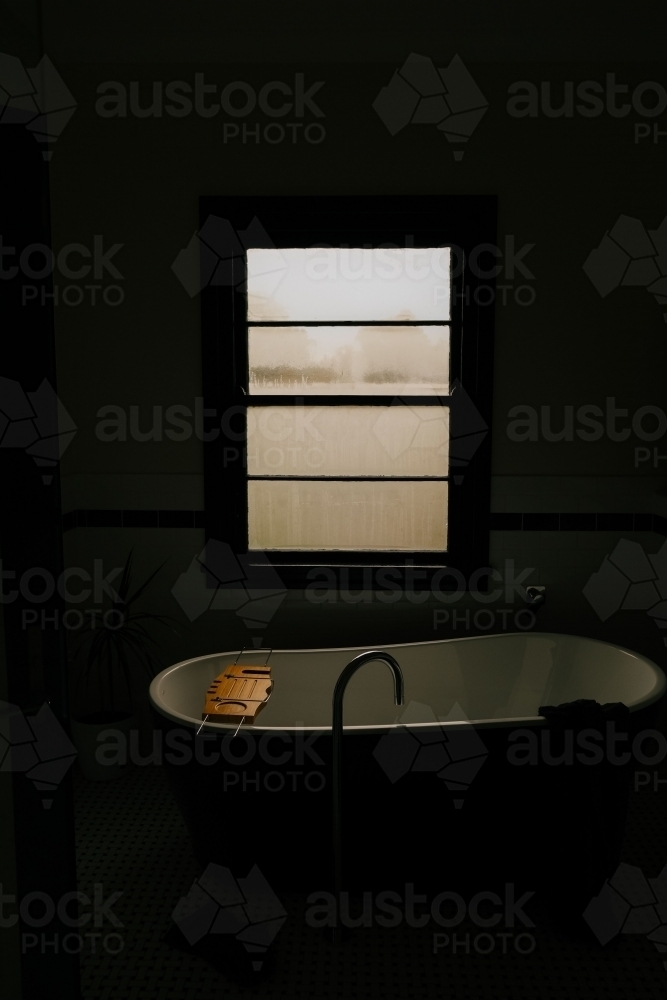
149,633,666,904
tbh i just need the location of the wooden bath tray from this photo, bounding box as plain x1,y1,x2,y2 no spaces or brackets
202,659,273,724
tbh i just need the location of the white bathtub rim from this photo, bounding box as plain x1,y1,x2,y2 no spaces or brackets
149,632,666,734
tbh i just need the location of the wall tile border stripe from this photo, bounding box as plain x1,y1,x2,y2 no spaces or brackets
490,513,664,533
62,510,206,531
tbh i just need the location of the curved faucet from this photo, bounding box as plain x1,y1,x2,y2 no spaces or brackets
331,650,404,941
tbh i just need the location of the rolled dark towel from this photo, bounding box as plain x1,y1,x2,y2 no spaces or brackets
538,698,629,727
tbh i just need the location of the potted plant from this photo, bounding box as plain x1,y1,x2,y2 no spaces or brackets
70,550,179,780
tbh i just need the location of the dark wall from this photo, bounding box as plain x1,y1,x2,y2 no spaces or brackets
13,2,666,670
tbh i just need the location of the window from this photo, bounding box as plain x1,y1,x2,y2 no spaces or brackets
201,196,496,588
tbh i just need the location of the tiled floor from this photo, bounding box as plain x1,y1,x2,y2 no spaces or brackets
74,756,667,999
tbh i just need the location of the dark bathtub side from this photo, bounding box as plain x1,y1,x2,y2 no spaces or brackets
150,698,663,910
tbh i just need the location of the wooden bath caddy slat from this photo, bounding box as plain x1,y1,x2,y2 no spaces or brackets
202,661,273,723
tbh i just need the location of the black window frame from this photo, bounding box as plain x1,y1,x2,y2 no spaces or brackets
201,195,496,589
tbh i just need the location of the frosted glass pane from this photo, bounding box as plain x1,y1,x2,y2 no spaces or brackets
247,248,451,322
248,480,448,551
247,406,448,476
249,325,449,395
